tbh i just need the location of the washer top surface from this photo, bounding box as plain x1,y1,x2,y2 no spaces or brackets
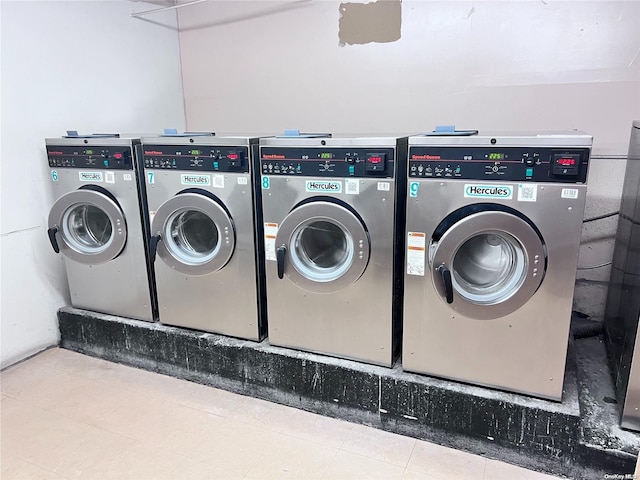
260,134,408,148
141,134,273,147
409,131,592,147
46,136,139,147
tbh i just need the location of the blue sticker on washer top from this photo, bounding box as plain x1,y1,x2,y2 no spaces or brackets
51,170,58,182
262,176,270,189
409,182,419,197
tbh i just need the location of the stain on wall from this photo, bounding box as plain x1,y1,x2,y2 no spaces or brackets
338,0,401,46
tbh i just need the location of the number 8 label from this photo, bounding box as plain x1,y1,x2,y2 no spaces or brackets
262,176,270,189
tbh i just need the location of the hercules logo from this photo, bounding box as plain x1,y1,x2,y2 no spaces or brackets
464,184,513,199
305,180,342,193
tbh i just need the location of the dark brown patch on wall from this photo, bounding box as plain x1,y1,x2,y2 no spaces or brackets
338,0,401,46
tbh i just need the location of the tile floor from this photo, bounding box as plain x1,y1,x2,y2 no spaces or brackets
1,348,561,480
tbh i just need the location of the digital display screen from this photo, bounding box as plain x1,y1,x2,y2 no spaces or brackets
557,157,576,166
320,153,332,159
488,153,504,160
368,156,383,163
85,149,93,155
190,150,201,155
228,153,239,160
113,153,123,160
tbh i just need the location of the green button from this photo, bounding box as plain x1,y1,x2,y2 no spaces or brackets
526,168,533,177
349,165,355,174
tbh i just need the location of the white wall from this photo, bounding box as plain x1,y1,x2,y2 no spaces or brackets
178,0,640,319
0,1,186,368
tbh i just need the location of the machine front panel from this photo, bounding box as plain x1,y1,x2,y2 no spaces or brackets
47,145,134,170
143,144,250,173
260,147,396,178
408,146,590,183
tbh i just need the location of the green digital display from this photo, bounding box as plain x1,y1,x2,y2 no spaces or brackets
190,150,201,155
489,153,504,160
320,152,332,159
85,149,93,155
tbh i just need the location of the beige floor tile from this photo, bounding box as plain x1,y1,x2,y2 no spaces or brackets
174,380,246,417
341,423,416,467
1,398,86,466
171,459,246,480
276,408,354,449
483,459,561,479
0,360,59,398
246,432,338,480
195,417,283,475
109,364,198,398
322,450,406,479
27,347,109,375
31,374,139,426
402,468,441,479
73,441,244,480
37,424,136,479
1,454,68,480
228,394,297,430
406,440,486,480
154,404,227,456
85,391,182,443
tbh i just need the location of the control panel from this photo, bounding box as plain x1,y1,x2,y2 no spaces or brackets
260,147,395,178
408,147,589,183
142,145,249,173
47,145,133,170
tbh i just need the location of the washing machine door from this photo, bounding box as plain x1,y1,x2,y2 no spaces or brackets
430,206,546,320
47,187,127,265
151,191,235,276
275,200,370,294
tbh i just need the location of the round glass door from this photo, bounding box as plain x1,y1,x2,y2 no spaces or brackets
63,204,113,253
290,219,355,283
48,189,127,265
152,192,235,275
276,201,370,294
452,232,526,305
166,209,220,265
430,210,545,320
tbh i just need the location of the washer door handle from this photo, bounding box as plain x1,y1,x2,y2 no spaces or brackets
149,234,162,264
276,245,287,279
47,227,60,254
437,264,454,304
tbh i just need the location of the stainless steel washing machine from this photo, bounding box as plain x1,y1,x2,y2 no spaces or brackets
260,133,407,366
142,134,266,340
402,132,592,400
46,134,156,322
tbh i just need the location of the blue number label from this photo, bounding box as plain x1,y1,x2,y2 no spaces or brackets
147,172,155,184
409,182,419,197
51,170,58,182
262,176,270,189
